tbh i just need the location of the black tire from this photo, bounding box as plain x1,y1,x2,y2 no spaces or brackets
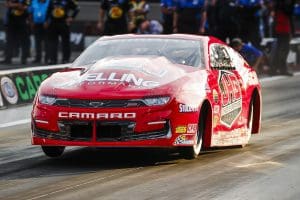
179,116,205,159
42,146,65,157
248,99,254,133
240,99,254,148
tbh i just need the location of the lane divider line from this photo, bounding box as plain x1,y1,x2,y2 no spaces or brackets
0,119,31,128
260,71,300,83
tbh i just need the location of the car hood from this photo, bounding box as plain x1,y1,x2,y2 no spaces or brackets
41,56,198,99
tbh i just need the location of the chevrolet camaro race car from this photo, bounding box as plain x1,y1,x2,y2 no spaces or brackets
31,34,261,159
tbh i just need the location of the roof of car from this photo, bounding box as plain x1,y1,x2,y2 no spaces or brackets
96,34,212,42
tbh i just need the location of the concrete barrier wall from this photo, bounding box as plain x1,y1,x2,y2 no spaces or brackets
0,65,67,109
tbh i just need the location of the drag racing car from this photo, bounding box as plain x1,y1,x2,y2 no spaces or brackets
31,34,261,159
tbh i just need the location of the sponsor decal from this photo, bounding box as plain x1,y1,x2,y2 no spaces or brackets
52,7,65,18
187,124,197,133
213,105,220,114
174,135,194,145
58,112,136,120
0,77,18,105
219,71,242,127
0,69,60,108
175,126,187,134
179,103,197,113
213,115,219,128
15,74,48,102
212,89,219,103
211,127,249,146
83,72,160,88
109,6,123,19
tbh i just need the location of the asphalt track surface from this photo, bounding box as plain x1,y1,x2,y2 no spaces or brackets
1,74,300,200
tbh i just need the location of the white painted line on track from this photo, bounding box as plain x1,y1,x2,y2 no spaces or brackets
260,71,300,83
0,119,31,128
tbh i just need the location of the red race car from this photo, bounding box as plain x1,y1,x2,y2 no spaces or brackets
31,34,261,159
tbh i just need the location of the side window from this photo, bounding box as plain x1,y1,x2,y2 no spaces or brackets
209,44,234,70
225,46,246,70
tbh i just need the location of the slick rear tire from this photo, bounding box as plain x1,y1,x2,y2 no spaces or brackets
42,146,65,157
179,117,204,159
240,99,254,148
248,99,254,134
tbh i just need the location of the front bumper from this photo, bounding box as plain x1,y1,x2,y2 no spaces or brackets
31,102,188,147
32,99,199,147
32,120,172,146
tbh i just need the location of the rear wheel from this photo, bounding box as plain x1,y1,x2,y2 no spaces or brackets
248,99,254,133
42,146,65,157
240,99,254,148
179,117,204,159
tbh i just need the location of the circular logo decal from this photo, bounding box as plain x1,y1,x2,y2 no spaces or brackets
52,7,65,18
0,77,18,105
109,6,123,19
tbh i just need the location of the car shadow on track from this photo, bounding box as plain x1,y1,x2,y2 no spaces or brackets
0,146,236,180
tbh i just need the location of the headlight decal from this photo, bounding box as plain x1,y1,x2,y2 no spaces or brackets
143,97,170,106
39,95,57,105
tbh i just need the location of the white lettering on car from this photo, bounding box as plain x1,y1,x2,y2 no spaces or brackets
124,113,136,118
179,104,197,113
58,112,136,120
84,72,160,88
96,113,109,119
58,112,68,118
69,112,80,118
81,113,95,119
108,72,121,82
110,113,122,119
125,74,143,86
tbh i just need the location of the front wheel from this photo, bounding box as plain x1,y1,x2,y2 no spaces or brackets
41,146,65,157
179,118,204,159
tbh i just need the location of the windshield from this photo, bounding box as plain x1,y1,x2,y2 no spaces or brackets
72,38,203,68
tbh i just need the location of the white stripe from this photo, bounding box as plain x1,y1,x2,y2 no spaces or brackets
260,71,300,83
148,121,167,125
0,64,68,75
35,120,49,124
0,119,31,128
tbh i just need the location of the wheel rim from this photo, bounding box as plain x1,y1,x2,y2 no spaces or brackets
248,102,254,133
193,124,202,155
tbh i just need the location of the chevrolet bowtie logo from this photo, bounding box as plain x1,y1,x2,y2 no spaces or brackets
89,101,105,107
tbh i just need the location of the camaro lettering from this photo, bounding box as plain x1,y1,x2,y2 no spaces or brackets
96,113,108,119
179,104,197,113
84,72,160,87
58,112,136,119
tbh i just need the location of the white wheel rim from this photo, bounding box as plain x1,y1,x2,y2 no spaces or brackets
193,129,202,155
